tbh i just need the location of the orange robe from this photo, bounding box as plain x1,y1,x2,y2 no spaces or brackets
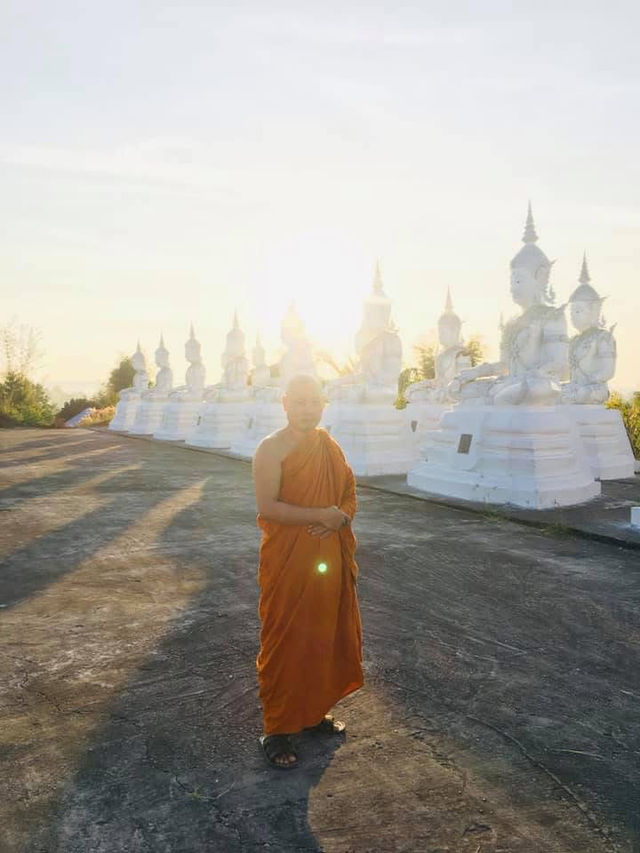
257,428,363,735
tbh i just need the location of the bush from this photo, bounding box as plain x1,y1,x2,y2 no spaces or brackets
78,406,115,427
56,397,96,423
606,392,640,459
0,372,55,427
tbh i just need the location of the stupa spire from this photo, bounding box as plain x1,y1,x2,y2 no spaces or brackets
373,259,384,294
159,332,165,348
189,322,195,340
522,201,538,244
579,252,591,284
444,287,454,313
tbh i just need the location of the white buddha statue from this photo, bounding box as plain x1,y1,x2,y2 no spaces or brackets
145,334,173,399
453,204,568,406
169,324,206,401
279,303,317,384
405,289,471,404
119,343,149,399
109,342,150,431
561,255,616,404
203,312,249,402
329,262,402,404
251,334,271,390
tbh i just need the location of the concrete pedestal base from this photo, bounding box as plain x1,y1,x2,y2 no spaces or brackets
185,401,252,449
404,401,449,452
230,402,287,459
153,400,203,442
408,405,600,509
566,405,636,480
109,395,143,432
323,403,417,477
128,398,169,436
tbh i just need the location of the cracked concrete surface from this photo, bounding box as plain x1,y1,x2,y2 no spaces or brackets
1,428,638,852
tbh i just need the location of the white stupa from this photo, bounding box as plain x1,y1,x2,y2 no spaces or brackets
408,205,600,509
154,324,206,441
185,312,252,449
323,262,416,476
109,342,149,432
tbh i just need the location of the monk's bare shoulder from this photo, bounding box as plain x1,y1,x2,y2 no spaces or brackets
254,429,290,467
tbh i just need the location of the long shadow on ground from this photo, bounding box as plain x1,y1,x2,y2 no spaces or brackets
35,465,343,853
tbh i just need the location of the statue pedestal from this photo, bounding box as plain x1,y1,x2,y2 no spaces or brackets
128,398,169,436
109,394,142,432
404,401,450,452
323,403,417,477
186,400,252,449
566,405,636,480
153,399,202,442
230,401,287,459
407,405,600,509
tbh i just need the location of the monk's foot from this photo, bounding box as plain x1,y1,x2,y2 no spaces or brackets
305,714,346,735
259,734,298,770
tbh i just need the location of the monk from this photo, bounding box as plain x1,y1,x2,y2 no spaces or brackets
252,374,364,769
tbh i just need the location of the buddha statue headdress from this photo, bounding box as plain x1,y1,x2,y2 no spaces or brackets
510,203,556,304
438,288,462,339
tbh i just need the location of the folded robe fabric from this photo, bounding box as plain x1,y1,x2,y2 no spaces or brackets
257,428,364,735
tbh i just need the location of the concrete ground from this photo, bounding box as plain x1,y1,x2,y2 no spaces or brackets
1,428,639,853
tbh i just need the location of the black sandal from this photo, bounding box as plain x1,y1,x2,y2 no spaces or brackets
305,714,346,735
259,734,298,769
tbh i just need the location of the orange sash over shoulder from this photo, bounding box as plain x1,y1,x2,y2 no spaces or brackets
257,428,363,735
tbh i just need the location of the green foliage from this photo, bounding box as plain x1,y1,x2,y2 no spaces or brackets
461,335,485,367
0,372,55,427
606,391,640,459
94,356,135,406
56,397,96,422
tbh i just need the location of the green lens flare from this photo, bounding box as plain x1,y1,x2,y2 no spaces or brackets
317,562,328,574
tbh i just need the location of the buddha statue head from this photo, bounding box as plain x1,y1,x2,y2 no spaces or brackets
185,323,202,364
131,342,146,373
438,288,463,349
155,334,170,369
569,255,605,333
224,311,246,359
252,334,266,368
281,303,307,349
509,203,554,308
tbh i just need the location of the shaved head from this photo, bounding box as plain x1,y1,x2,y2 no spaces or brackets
282,374,325,432
284,374,323,397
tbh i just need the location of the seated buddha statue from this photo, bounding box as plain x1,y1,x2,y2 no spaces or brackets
452,204,568,407
405,289,471,404
328,261,402,404
561,256,616,405
169,324,206,402
144,334,173,399
119,343,149,399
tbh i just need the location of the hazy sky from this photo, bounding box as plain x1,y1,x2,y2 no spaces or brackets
2,1,639,394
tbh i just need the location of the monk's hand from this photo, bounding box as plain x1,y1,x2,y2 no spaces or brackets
318,506,351,531
306,523,334,539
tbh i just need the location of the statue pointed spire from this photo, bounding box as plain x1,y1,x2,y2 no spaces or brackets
136,339,142,353
579,252,591,284
522,201,538,244
444,287,454,313
373,259,384,294
233,310,239,329
159,332,165,348
189,322,195,340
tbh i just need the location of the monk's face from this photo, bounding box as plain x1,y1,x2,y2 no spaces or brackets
283,380,325,432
